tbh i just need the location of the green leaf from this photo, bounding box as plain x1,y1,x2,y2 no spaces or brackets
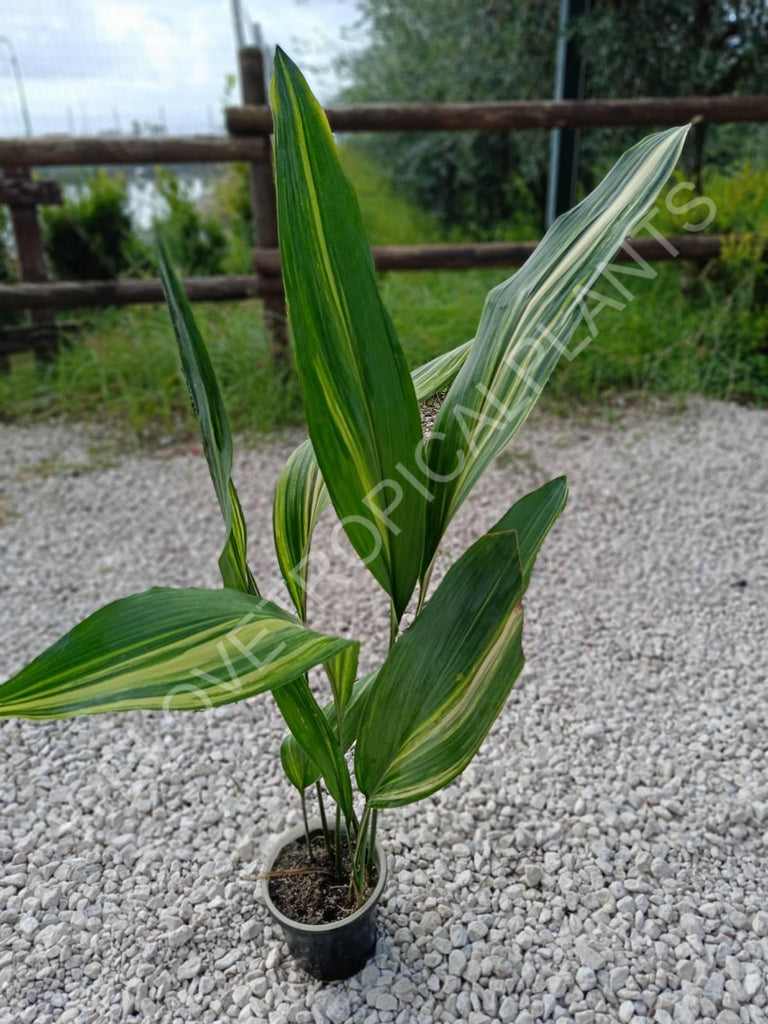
273,438,330,620
324,644,359,726
157,237,257,596
491,476,568,588
0,588,356,720
411,339,473,402
422,125,689,574
273,675,356,822
281,670,379,793
272,342,473,622
271,48,427,620
355,479,568,808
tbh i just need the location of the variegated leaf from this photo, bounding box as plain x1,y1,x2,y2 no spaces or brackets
0,588,354,720
491,476,568,588
157,239,258,596
422,126,690,574
273,438,330,620
273,675,356,821
272,340,473,620
271,49,427,620
411,339,473,402
355,478,568,808
281,670,379,793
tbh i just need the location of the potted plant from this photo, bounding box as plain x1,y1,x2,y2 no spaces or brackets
0,50,689,981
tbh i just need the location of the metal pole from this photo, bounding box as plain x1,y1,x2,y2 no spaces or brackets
545,0,586,227
0,36,33,137
230,0,246,52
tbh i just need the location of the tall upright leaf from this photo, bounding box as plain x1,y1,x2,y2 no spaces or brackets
422,126,689,574
355,479,568,808
0,588,355,720
157,239,257,596
271,49,426,620
272,341,473,621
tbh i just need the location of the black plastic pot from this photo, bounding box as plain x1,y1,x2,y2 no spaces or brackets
262,820,387,981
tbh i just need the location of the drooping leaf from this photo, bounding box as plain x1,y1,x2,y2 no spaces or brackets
272,340,473,621
281,670,379,793
355,479,568,808
421,126,690,574
273,438,330,620
273,674,356,822
157,238,257,596
0,588,356,720
271,48,427,620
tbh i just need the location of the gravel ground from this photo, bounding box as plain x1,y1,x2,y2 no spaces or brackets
1,397,767,1024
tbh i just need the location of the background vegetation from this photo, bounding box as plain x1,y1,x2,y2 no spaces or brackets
0,0,766,440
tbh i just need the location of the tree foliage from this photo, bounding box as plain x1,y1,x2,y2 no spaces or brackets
338,0,768,230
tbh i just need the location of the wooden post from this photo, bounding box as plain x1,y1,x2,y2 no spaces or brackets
0,167,61,369
237,46,289,368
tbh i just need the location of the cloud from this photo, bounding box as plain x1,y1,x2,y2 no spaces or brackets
0,0,362,136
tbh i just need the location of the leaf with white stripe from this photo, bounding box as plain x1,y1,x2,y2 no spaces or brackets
0,588,354,720
411,339,473,402
355,478,567,808
158,239,258,596
422,125,689,575
271,49,427,620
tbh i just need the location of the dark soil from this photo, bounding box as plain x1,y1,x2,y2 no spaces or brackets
268,830,378,925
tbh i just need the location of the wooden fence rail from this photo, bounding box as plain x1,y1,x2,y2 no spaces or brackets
226,94,768,135
0,234,728,313
0,47,766,368
0,135,267,168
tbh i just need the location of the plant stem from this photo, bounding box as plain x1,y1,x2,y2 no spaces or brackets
367,808,378,873
388,603,398,648
300,789,314,862
416,559,435,616
352,804,371,902
334,805,342,875
315,782,331,856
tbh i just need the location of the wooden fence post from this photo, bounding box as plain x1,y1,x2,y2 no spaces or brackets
0,168,61,370
238,46,289,369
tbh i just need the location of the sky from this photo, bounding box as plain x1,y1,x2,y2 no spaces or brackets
0,0,364,138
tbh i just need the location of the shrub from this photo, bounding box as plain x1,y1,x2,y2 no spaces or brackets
42,171,137,280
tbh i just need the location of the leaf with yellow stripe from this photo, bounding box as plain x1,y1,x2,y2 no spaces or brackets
157,238,258,596
271,48,427,620
281,670,379,793
272,340,473,620
355,478,567,808
0,587,355,720
273,438,330,620
273,675,355,822
422,125,689,575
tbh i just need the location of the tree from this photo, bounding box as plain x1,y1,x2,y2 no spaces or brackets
337,0,768,229
337,0,557,233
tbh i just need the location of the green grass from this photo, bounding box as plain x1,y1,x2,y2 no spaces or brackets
0,303,303,441
1,153,765,441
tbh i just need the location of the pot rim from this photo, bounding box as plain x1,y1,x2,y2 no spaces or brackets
262,818,388,934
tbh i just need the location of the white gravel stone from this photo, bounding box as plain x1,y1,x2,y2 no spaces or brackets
1,400,766,1023
168,924,195,947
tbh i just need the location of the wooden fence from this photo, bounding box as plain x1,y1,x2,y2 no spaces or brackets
1,46,767,367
